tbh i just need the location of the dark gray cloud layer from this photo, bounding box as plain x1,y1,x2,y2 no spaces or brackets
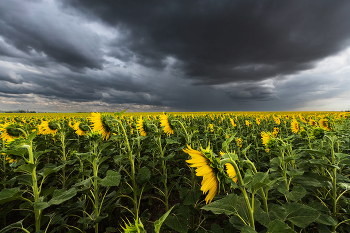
0,0,350,111
65,0,350,84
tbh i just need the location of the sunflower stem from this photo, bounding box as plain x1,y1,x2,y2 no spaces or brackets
223,158,255,229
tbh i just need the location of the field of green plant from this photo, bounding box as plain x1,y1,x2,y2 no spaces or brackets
0,111,350,233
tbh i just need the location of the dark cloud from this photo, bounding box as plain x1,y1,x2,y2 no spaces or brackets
0,0,105,71
0,0,350,112
65,0,350,84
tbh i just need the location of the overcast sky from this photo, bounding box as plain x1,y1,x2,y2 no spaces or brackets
0,0,350,112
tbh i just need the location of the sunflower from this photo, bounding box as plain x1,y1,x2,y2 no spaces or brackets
0,123,15,142
236,138,243,148
261,131,270,147
319,119,329,130
299,114,307,123
225,163,238,184
273,127,279,138
207,124,214,132
73,122,86,136
136,117,147,136
291,119,299,134
184,145,218,204
89,112,112,140
160,114,174,136
230,118,237,127
245,120,252,127
38,121,58,136
273,116,281,125
309,119,317,126
256,117,261,125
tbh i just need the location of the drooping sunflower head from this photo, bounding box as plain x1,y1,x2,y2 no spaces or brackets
160,114,174,136
261,131,271,146
225,163,238,184
88,112,112,140
0,123,24,142
291,119,299,134
73,122,88,136
37,121,58,136
230,118,237,127
183,145,219,204
136,117,147,137
312,127,325,139
245,120,251,127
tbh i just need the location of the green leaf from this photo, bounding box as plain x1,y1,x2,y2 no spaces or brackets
164,206,189,233
210,223,223,233
0,188,22,204
267,219,296,233
202,194,239,215
34,201,50,210
14,163,36,174
154,206,175,233
241,225,257,233
183,186,202,205
284,202,320,228
99,170,121,187
136,167,151,185
0,219,26,233
251,172,270,192
48,188,77,206
113,154,128,163
254,206,270,227
162,152,175,161
277,185,306,202
166,138,179,144
39,164,64,179
315,214,337,226
16,174,33,186
334,153,350,160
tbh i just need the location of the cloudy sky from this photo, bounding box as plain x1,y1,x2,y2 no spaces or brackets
0,0,350,112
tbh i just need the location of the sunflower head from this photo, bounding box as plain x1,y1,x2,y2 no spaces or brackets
225,163,238,185
183,145,220,204
245,120,251,127
160,114,174,136
312,127,325,139
136,117,147,136
236,138,243,148
273,127,279,137
207,124,214,132
37,121,58,136
256,117,261,125
261,131,271,147
309,119,317,126
230,118,237,127
273,116,281,125
0,123,24,142
299,127,307,138
318,119,329,130
89,112,113,140
291,119,299,134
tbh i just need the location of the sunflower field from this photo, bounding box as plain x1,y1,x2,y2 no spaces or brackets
0,111,350,233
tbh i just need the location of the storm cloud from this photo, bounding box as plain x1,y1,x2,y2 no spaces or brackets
0,0,350,112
